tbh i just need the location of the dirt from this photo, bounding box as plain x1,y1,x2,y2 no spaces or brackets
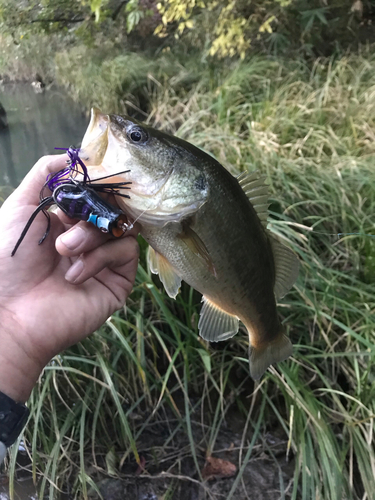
1,417,294,500
1,395,294,499
92,453,294,500
88,407,295,500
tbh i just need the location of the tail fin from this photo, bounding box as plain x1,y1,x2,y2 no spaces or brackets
249,332,293,380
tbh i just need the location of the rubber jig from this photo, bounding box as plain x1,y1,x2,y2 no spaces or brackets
11,147,132,256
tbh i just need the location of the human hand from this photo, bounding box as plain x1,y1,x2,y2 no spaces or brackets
0,155,139,402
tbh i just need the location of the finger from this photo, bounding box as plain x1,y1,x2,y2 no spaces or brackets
95,257,138,307
56,221,111,256
56,220,140,257
8,154,69,207
64,236,139,285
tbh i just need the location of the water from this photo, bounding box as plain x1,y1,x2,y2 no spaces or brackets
0,84,88,187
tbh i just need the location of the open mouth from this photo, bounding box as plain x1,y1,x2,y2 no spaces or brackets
79,108,110,166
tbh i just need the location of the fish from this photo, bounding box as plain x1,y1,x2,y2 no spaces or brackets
79,108,300,379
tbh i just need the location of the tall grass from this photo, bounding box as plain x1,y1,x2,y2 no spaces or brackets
2,39,375,499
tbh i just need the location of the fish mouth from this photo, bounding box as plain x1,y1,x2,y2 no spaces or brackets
78,109,174,220
81,108,174,198
79,108,110,166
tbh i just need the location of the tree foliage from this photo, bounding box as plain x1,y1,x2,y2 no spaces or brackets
0,0,374,58
155,0,375,58
155,0,295,58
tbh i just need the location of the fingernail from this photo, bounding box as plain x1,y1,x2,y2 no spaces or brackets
60,227,85,250
65,259,84,283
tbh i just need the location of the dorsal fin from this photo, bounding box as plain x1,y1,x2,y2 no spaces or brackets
237,171,269,228
269,235,299,300
237,171,299,298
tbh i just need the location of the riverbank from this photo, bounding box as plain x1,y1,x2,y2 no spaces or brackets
1,35,375,500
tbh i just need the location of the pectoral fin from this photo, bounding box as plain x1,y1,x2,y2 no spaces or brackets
269,235,300,300
148,246,181,299
198,297,239,342
178,226,216,276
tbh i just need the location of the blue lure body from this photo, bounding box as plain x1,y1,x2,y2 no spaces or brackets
53,181,130,237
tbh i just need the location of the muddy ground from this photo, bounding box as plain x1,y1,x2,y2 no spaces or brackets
1,406,294,500
89,405,295,500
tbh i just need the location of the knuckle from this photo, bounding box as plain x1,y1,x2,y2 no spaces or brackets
128,236,140,259
36,155,55,171
36,154,68,177
93,243,110,264
77,224,109,250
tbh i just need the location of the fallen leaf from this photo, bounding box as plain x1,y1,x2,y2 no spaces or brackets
135,455,146,475
201,456,237,481
0,475,9,486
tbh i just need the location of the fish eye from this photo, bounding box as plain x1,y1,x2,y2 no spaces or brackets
128,126,148,144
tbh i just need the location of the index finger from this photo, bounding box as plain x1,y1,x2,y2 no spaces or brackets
9,154,69,207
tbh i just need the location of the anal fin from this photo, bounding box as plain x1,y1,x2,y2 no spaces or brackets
198,297,239,342
148,246,181,299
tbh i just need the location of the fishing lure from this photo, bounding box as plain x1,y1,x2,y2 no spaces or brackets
11,147,132,256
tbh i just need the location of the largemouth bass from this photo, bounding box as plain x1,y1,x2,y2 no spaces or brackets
79,108,299,379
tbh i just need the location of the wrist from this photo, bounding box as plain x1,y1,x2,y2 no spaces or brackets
0,353,41,404
0,355,40,404
0,319,44,403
